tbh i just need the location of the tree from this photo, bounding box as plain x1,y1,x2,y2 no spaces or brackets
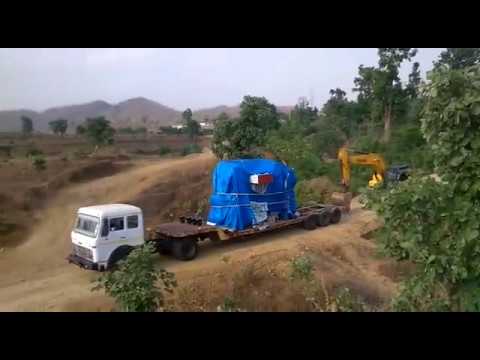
406,62,421,99
83,116,115,146
93,242,177,312
265,119,323,179
353,48,417,142
182,108,193,123
364,64,480,311
212,96,280,159
21,116,33,136
239,95,280,134
319,88,365,140
48,119,68,136
213,112,229,125
182,108,201,141
434,48,480,70
290,97,318,133
76,124,86,136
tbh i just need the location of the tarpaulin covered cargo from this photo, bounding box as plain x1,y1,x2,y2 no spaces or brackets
207,159,297,231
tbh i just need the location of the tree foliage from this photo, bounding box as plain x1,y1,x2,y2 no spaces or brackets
434,48,480,70
83,117,115,146
319,88,364,140
353,48,418,142
290,97,318,134
48,118,68,136
93,242,177,312
212,96,279,159
182,108,201,141
406,62,421,99
21,116,33,136
364,64,480,311
76,124,86,136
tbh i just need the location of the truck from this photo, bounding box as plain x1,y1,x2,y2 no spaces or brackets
67,202,343,271
68,158,345,271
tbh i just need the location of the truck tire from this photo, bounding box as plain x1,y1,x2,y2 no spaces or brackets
302,215,317,230
155,241,172,255
107,246,133,270
316,211,331,227
329,208,342,224
172,238,198,261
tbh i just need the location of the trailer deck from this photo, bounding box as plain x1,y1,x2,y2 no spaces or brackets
149,204,342,261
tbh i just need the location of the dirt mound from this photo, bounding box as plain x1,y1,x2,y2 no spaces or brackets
296,176,340,205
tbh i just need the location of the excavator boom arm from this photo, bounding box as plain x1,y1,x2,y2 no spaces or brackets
338,147,387,189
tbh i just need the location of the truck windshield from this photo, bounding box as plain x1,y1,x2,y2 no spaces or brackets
74,214,100,238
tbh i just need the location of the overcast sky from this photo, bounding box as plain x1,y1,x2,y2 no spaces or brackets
0,48,445,112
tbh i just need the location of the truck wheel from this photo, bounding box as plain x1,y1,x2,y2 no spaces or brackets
172,238,198,261
107,246,133,270
155,242,172,255
316,211,331,227
329,208,342,224
302,215,317,230
158,247,171,255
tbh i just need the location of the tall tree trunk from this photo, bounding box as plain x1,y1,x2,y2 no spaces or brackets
382,103,392,143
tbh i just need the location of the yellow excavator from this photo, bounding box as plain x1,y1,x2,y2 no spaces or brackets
337,146,410,191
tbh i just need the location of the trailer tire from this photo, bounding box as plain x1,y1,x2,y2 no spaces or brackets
302,215,317,230
329,208,342,224
172,238,198,261
316,211,331,227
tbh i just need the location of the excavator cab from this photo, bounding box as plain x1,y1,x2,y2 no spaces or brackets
386,164,410,182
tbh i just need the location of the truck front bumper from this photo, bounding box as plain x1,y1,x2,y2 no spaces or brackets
67,253,99,271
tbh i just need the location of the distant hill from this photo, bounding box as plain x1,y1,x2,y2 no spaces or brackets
0,110,40,133
0,98,294,133
193,105,294,122
108,97,181,129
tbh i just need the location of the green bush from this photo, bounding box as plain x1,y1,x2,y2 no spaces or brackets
334,288,369,312
93,242,177,312
310,122,346,158
31,154,46,171
181,143,202,156
26,148,43,158
290,255,314,281
158,145,171,155
0,145,12,158
216,297,245,312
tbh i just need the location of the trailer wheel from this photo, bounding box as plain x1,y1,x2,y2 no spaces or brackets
316,211,331,227
172,238,198,261
329,208,342,224
302,215,317,230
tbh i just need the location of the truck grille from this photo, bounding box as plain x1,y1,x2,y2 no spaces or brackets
73,244,93,260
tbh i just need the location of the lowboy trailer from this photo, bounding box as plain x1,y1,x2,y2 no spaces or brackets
149,204,342,261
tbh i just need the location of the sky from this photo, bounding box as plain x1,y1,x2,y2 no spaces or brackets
0,48,445,112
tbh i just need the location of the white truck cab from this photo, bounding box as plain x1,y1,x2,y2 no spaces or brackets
68,204,145,271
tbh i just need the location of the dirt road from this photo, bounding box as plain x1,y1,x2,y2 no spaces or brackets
0,152,398,311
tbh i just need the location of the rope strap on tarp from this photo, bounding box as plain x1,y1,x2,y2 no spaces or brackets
213,191,288,196
209,200,289,208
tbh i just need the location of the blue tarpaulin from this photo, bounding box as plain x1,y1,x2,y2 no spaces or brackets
207,159,297,231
